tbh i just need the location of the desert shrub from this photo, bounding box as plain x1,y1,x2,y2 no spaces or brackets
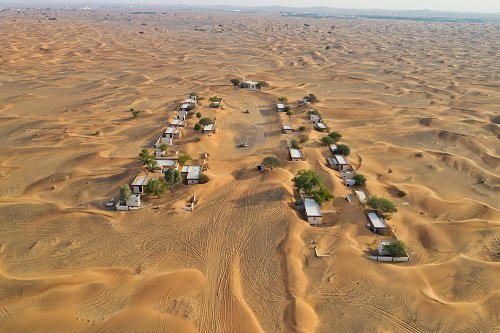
328,131,342,142
230,78,240,86
290,139,300,149
262,156,281,169
335,144,350,156
366,196,398,217
199,118,213,126
353,174,367,186
298,133,309,143
385,240,407,257
298,126,306,132
199,174,209,184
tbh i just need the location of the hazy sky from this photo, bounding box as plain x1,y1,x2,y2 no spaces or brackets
3,0,500,12
80,0,500,13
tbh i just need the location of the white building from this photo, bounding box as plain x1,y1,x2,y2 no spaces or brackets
310,114,320,124
378,240,393,256
181,165,203,185
367,212,388,235
155,159,179,173
289,148,303,161
203,123,215,134
304,198,322,225
131,173,158,194
327,155,350,171
329,144,338,154
316,122,327,132
116,194,141,211
170,119,186,127
178,110,188,121
155,136,173,149
282,125,293,134
240,81,261,89
277,103,286,112
163,126,182,139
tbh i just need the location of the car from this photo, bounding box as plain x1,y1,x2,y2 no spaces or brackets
240,142,248,147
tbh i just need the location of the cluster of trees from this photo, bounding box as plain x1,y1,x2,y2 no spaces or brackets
194,117,214,132
366,196,398,218
303,94,318,103
262,156,281,169
139,149,158,172
320,131,342,146
293,170,334,204
385,240,406,257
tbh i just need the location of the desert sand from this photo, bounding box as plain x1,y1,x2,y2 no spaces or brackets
0,7,499,333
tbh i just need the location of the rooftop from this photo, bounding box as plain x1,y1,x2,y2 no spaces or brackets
304,198,322,217
156,159,177,168
334,154,349,165
170,119,185,126
132,173,157,186
182,165,202,180
243,80,260,85
277,103,285,109
289,148,302,159
329,144,338,152
367,212,388,229
283,125,292,130
204,123,215,131
317,122,327,129
310,114,320,120
181,103,191,109
165,127,179,134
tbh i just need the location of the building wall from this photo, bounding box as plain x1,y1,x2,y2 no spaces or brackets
132,185,143,194
187,179,199,185
308,216,322,225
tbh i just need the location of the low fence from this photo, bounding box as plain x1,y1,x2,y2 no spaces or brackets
367,255,409,262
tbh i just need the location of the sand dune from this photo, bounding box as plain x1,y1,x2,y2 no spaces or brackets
0,8,499,333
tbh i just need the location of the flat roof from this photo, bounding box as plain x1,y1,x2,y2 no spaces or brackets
204,123,214,131
170,119,184,125
334,154,349,165
243,81,260,84
156,159,177,168
327,157,337,165
277,103,285,109
283,125,292,130
304,198,322,217
181,103,191,109
367,212,387,229
179,110,188,115
165,127,179,134
289,148,302,159
186,166,202,180
132,174,148,186
185,98,195,103
329,144,337,152
354,190,367,203
317,122,327,129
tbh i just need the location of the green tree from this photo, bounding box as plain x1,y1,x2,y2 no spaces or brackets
293,170,322,195
158,143,169,152
283,105,291,113
335,144,351,156
290,139,300,149
385,240,407,257
304,93,318,103
196,112,202,118
298,126,306,132
312,183,334,204
139,149,154,165
199,118,213,126
146,160,158,172
353,174,366,186
366,196,398,218
178,154,192,165
262,156,281,169
278,96,288,103
194,123,202,132
320,136,336,146
199,174,209,184
231,78,241,86
119,184,132,204
328,131,342,142
298,133,309,143
164,168,181,191
308,109,320,116
144,178,168,198
286,110,294,120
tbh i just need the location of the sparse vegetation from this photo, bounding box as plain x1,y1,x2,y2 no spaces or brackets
132,109,142,118
293,170,334,204
320,136,336,146
308,109,320,116
258,81,269,88
196,112,202,118
303,93,318,103
262,156,282,169
119,184,132,204
277,96,288,103
298,126,306,132
286,110,294,120
298,133,309,143
158,143,169,152
164,168,181,191
144,178,168,198
415,152,424,158
328,131,342,142
199,174,209,184
335,144,351,156
194,123,202,132
178,154,192,165
283,105,291,113
230,78,241,87
366,196,398,218
139,149,154,165
199,118,213,126
385,240,407,257
290,139,300,149
353,174,367,186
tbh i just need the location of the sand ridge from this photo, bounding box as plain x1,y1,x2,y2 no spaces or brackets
0,8,499,333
